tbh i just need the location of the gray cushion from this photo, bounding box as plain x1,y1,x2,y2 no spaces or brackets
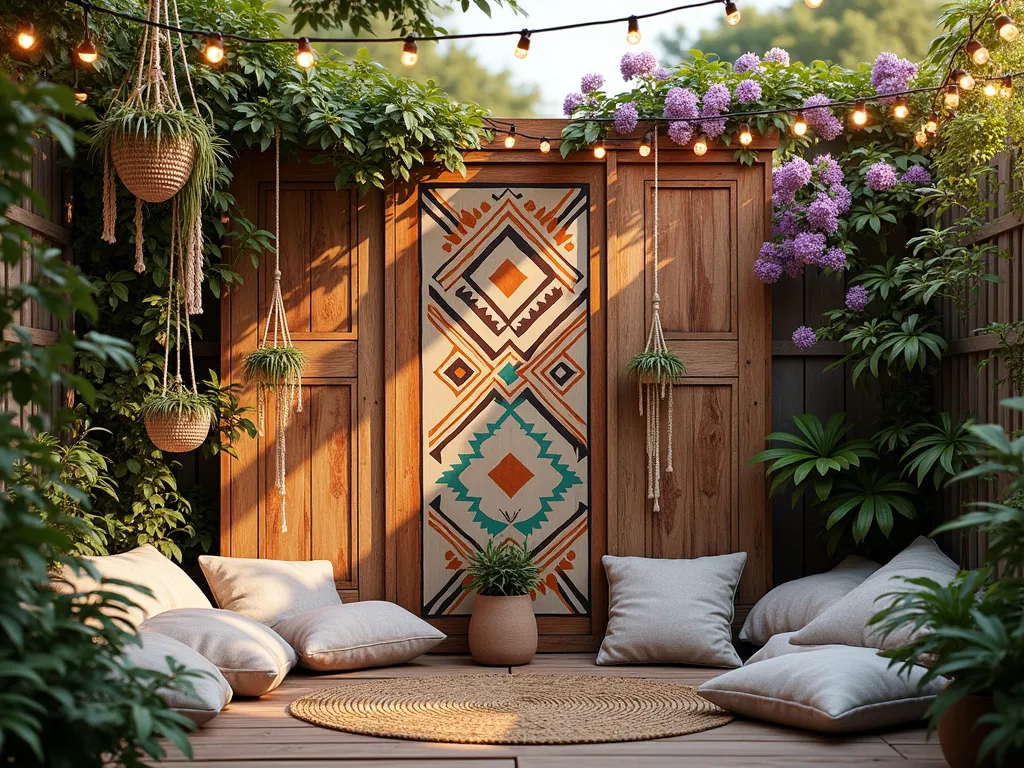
597,553,747,668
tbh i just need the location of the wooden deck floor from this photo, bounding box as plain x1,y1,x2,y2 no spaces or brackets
154,654,946,767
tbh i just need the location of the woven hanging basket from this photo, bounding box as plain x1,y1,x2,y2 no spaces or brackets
112,134,196,203
144,411,211,453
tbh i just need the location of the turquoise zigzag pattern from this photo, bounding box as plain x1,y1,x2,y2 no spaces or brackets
437,396,582,537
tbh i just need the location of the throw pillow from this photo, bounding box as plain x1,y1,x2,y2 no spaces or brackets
597,553,747,668
141,608,297,697
198,555,340,627
124,631,233,725
739,555,879,645
699,645,943,733
273,601,446,672
791,536,958,650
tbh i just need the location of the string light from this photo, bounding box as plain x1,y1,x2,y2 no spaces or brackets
1001,75,1014,98
627,16,641,45
792,114,808,136
539,139,551,153
804,0,824,7
944,84,960,110
401,35,418,67
514,30,531,59
966,39,990,65
593,140,607,159
203,33,225,64
296,37,315,68
953,68,975,91
504,125,516,149
737,123,753,146
892,96,909,120
914,128,928,147
852,99,868,127
74,87,89,104
693,135,708,156
638,134,652,157
16,22,36,50
76,35,98,65
725,2,742,26
985,79,999,97
926,112,940,133
995,14,1019,42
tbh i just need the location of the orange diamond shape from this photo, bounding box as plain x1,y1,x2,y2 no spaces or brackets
488,258,528,299
488,453,535,499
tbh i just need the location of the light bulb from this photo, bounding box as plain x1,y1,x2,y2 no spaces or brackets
725,2,742,26
804,0,824,7
926,112,939,133
1001,75,1014,99
401,35,418,67
514,30,530,59
638,135,651,157
204,33,225,64
952,68,975,91
944,85,960,110
996,14,1019,42
792,114,808,136
593,140,606,160
693,136,708,156
966,40,990,66
75,36,98,65
504,126,516,149
16,23,36,51
852,99,868,127
985,80,999,97
539,139,551,154
738,123,753,146
74,88,88,104
627,16,641,45
296,38,315,69
892,97,909,120
914,129,928,147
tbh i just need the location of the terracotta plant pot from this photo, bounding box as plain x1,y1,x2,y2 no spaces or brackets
468,594,538,666
938,695,997,768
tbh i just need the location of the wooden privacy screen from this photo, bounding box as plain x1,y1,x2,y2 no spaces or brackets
222,122,773,650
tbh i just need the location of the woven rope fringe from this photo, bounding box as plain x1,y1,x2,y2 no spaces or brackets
102,147,117,244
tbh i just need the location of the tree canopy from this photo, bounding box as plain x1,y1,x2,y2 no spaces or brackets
660,0,943,69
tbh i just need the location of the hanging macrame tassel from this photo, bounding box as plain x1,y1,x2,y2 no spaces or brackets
666,384,674,474
277,392,287,533
184,211,204,315
134,198,145,273
102,147,117,244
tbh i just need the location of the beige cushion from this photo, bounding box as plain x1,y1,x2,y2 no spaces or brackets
199,555,340,627
745,631,844,665
123,631,232,725
699,646,942,733
791,537,958,650
57,545,211,628
739,555,879,645
273,601,446,672
141,608,297,697
597,553,746,668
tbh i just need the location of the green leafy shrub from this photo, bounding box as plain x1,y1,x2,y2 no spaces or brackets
624,350,687,384
466,540,540,598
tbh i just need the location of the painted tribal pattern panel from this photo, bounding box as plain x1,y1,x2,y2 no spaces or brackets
420,185,590,617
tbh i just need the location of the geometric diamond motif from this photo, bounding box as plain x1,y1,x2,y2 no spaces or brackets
498,361,520,386
488,452,535,499
489,258,528,298
548,361,577,387
443,357,475,387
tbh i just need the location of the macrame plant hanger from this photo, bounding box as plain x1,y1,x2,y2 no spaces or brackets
100,0,206,315
256,128,303,534
640,131,676,513
158,199,201,415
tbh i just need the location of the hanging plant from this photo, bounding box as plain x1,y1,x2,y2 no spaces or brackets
92,0,225,315
628,132,688,512
242,129,305,533
141,381,215,454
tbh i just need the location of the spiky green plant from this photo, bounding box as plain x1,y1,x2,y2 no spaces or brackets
242,345,306,387
140,386,216,424
625,350,687,384
466,539,540,597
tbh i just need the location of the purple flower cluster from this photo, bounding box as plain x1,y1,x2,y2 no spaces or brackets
901,165,932,185
773,157,812,205
620,51,658,81
802,94,844,140
866,161,898,191
580,73,605,94
734,52,762,73
820,247,847,270
664,87,699,119
736,78,762,104
807,193,840,233
792,326,817,350
764,47,790,65
794,232,826,264
700,83,732,138
845,285,870,311
871,52,918,99
667,120,694,146
754,256,784,284
816,154,844,186
614,102,639,135
655,67,671,81
563,92,584,117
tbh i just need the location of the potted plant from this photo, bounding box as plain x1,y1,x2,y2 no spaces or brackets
625,348,687,386
242,345,306,391
871,397,1024,768
141,380,216,454
466,539,540,666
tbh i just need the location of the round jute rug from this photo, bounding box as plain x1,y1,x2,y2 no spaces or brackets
287,674,732,744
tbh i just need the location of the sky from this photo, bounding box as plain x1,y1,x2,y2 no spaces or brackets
446,0,790,115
